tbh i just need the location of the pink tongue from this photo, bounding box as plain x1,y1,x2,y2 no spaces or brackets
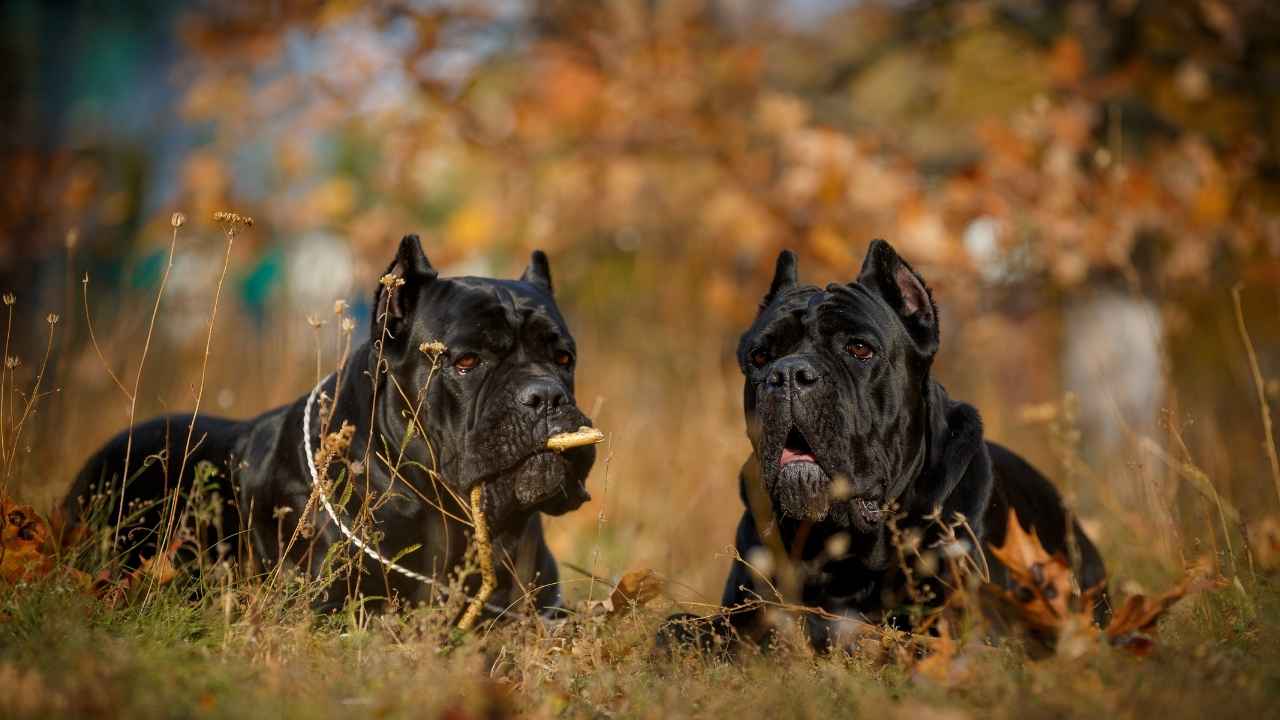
781,448,817,466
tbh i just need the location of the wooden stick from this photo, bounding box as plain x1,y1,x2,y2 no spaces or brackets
457,484,496,631
547,426,605,452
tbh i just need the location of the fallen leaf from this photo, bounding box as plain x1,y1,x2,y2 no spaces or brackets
912,618,965,687
1,498,54,584
1104,565,1227,656
135,540,184,586
608,569,664,614
985,509,1226,657
985,509,1088,634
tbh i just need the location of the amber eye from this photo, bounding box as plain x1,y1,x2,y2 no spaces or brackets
750,349,771,369
554,351,573,367
846,341,875,361
453,353,480,372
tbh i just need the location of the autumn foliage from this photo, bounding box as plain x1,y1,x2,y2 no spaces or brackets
982,509,1226,658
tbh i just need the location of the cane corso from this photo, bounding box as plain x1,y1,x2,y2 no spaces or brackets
664,240,1108,650
65,235,596,617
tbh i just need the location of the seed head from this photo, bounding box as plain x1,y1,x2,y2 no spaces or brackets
212,211,253,227
333,299,349,315
212,211,254,237
341,318,355,332
419,340,447,357
47,313,59,325
171,212,186,228
2,293,14,306
380,273,405,289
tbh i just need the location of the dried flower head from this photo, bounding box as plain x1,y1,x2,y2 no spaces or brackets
212,211,254,237
341,318,355,333
314,421,357,471
212,211,253,227
5,356,19,370
306,315,327,329
171,212,186,228
47,313,59,325
333,299,349,315
2,293,14,306
419,340,447,357
380,273,405,289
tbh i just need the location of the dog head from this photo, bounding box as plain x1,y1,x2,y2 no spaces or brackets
738,240,939,534
371,235,595,529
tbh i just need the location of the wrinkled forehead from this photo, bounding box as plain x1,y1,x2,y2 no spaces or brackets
423,278,569,345
814,282,896,335
741,285,821,350
751,282,895,339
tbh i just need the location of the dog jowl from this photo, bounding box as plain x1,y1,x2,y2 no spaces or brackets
742,242,954,550
65,235,596,617
664,239,1108,650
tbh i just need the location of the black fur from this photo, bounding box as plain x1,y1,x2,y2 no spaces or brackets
662,239,1108,651
65,235,596,617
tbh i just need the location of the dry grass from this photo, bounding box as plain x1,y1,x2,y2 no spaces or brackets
1,234,1279,719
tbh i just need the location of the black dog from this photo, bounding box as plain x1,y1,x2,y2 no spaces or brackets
664,240,1108,650
65,235,596,616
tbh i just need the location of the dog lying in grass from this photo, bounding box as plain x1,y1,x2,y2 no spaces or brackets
65,235,599,619
663,240,1109,650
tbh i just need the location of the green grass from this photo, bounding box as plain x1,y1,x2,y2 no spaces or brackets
2,565,1278,719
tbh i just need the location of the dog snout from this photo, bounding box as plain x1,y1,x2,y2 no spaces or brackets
517,378,569,411
766,356,820,396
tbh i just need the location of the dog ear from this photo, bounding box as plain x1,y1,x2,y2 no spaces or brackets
520,250,553,293
760,250,798,310
373,234,438,330
856,239,939,354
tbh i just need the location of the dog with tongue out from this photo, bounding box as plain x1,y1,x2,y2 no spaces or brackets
661,240,1108,651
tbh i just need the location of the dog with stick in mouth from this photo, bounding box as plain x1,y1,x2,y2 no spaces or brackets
66,235,602,622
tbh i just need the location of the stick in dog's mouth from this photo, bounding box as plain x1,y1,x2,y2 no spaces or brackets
546,426,605,452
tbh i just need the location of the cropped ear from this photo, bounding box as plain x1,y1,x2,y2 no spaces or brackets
760,250,798,310
520,250,553,293
373,234,437,331
856,239,938,355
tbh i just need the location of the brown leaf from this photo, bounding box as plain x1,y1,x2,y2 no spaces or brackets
1,498,54,584
1105,566,1227,656
986,509,1226,657
133,540,185,587
912,618,965,687
985,509,1085,633
608,569,664,614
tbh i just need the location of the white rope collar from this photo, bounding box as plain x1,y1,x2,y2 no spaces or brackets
302,374,517,618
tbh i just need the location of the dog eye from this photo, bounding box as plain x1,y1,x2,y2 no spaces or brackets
846,342,875,361
750,349,771,369
554,351,573,367
453,353,480,372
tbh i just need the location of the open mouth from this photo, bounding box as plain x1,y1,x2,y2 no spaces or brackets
780,427,817,466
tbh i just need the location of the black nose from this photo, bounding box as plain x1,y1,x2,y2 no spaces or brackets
767,356,820,394
518,378,569,411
